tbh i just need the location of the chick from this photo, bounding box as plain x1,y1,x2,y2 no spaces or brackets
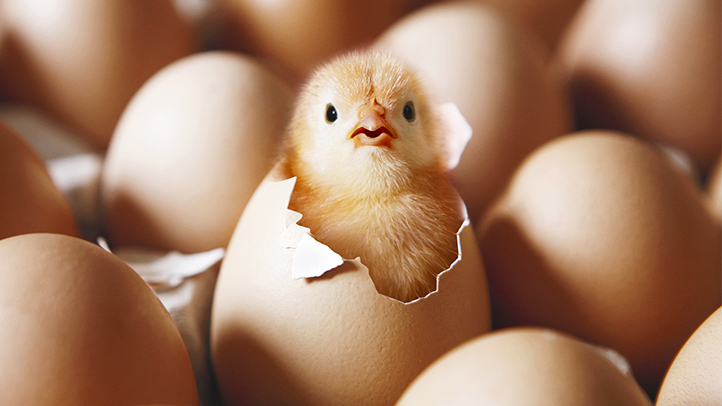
280,51,463,302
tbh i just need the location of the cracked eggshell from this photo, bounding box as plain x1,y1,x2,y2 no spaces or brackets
0,233,198,405
211,169,491,406
395,327,653,406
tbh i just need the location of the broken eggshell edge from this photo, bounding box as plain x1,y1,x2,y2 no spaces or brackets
210,164,491,405
284,175,472,304
285,100,474,301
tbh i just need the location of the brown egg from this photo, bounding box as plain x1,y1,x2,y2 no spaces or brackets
657,306,722,406
457,0,586,51
396,327,653,405
707,157,722,219
101,51,295,253
477,131,721,394
211,170,491,406
0,233,198,405
558,0,721,170
0,0,196,149
0,15,6,50
217,0,418,81
374,2,572,223
0,120,76,239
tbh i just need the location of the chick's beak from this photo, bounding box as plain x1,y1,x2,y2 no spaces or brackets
349,103,397,148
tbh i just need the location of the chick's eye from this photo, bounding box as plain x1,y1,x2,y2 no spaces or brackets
403,101,415,122
325,104,337,123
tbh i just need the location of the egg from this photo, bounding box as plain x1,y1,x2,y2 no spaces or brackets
0,0,196,149
0,119,77,239
217,0,417,81
374,2,572,223
477,131,721,394
396,327,653,405
0,233,198,405
459,0,586,51
0,15,7,50
707,157,722,219
656,306,722,406
558,0,721,171
101,51,295,253
211,169,491,406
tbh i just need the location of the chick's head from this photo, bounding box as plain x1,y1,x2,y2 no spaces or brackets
287,51,444,196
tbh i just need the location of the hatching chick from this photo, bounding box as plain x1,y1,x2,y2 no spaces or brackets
280,51,463,302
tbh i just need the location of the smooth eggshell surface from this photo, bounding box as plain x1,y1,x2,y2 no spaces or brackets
374,2,572,223
101,51,295,253
0,0,196,149
218,0,417,81
656,306,722,406
211,170,491,406
477,131,721,394
0,233,198,405
707,157,722,220
396,327,652,406
0,120,77,239
558,0,721,170
460,0,586,51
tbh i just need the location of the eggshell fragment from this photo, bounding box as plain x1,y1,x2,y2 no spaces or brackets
0,120,77,239
211,170,491,406
101,51,295,253
0,0,196,148
0,233,198,405
477,131,721,394
396,327,652,406
656,306,722,406
558,0,721,170
374,2,572,222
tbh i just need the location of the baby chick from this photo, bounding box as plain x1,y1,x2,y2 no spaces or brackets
280,51,463,302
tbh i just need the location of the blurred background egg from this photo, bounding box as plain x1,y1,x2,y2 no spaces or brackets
101,51,295,253
213,0,424,82
396,327,652,406
0,1,718,404
656,306,722,406
455,0,586,51
211,171,491,406
0,119,76,239
0,0,197,149
707,157,722,219
0,233,198,405
477,131,721,395
557,0,721,171
374,2,572,223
